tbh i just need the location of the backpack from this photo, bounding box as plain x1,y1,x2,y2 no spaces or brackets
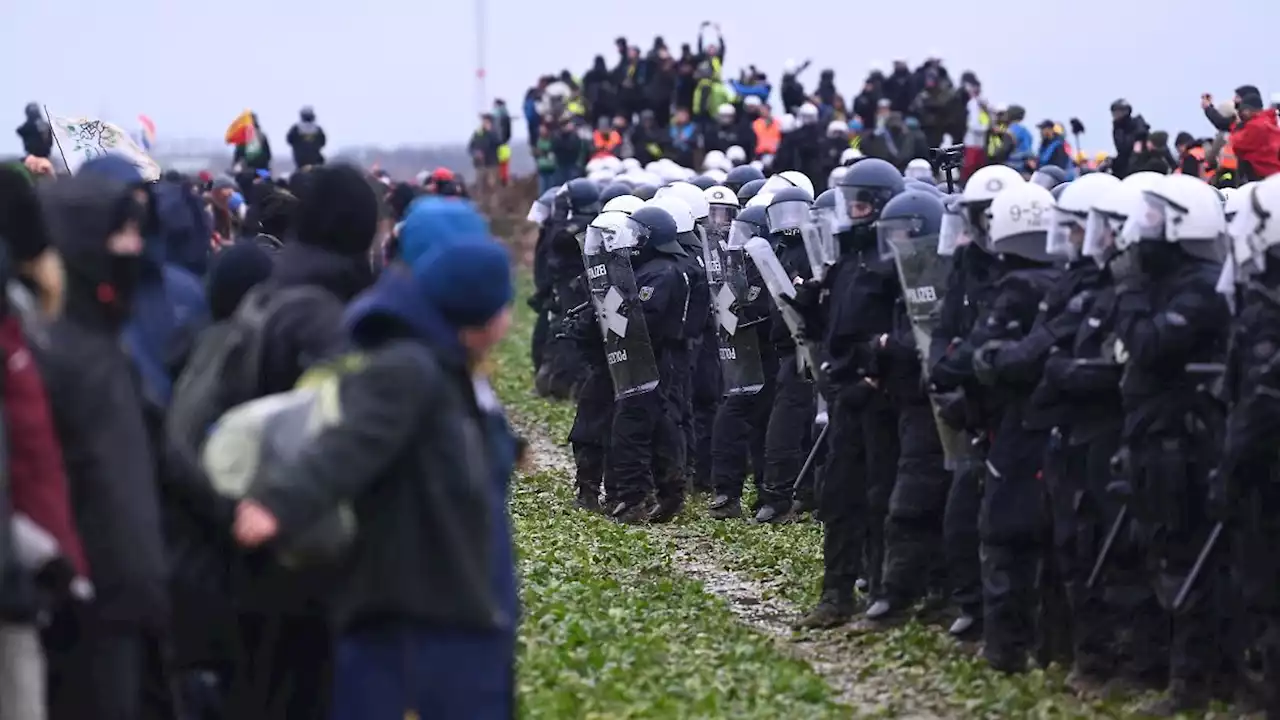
166,284,332,457
201,352,367,567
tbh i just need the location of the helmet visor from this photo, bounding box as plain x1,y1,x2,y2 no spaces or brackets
527,202,549,224
767,201,810,233
1047,207,1087,260
938,205,971,257
877,216,925,261
708,203,739,233
834,185,886,230
727,218,760,249
584,223,632,254
1118,192,1170,250
1083,208,1125,266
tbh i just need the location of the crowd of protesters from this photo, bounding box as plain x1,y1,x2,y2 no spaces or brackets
4,104,521,719
511,27,1280,191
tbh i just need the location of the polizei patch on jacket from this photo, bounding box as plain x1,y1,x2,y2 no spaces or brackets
638,286,655,301
747,286,761,301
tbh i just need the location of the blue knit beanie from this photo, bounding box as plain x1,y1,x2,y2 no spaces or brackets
398,197,492,266
413,240,513,328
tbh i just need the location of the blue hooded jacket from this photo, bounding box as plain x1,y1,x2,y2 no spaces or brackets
397,197,493,267
344,263,519,631
78,156,210,408
1007,122,1035,173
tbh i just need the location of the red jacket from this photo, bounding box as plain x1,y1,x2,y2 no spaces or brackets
1,315,88,575
1230,111,1280,179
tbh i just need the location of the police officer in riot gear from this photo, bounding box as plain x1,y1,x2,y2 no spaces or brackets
932,164,1025,638
1217,175,1280,719
797,158,904,627
939,181,1061,673
861,189,955,627
568,211,633,512
757,185,819,525
709,204,776,518
538,179,601,398
529,187,561,378
604,205,691,524
1110,173,1231,715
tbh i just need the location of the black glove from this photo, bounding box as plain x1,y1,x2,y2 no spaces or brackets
1044,291,1092,340
972,339,1011,387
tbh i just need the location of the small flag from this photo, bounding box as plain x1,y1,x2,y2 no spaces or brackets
48,112,160,181
224,109,256,146
137,114,156,150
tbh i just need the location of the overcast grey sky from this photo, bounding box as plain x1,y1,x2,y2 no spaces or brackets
3,0,1274,155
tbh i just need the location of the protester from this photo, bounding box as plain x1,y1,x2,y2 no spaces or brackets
233,239,520,719
15,103,52,160
286,106,327,169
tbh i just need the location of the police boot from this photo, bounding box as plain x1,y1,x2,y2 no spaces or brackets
534,365,554,397
575,488,602,513
646,496,685,524
1064,666,1110,698
794,590,855,630
752,504,790,524
790,495,817,517
708,494,743,520
1134,680,1209,717
948,611,982,639
851,598,907,632
609,500,650,525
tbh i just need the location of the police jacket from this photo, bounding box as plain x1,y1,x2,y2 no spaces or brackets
823,232,900,385
1114,258,1228,437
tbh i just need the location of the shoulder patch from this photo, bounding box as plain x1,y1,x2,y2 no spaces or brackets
638,286,655,302
1162,310,1188,327
747,286,761,301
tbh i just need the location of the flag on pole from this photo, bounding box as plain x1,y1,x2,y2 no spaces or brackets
224,109,256,146
48,112,161,181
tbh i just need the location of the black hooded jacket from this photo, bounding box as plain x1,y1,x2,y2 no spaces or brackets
257,165,377,396
36,173,170,629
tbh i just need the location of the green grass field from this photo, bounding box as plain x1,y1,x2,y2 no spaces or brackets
494,273,1218,719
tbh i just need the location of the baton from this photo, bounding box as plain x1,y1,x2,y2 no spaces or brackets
1172,521,1223,612
1086,504,1128,589
791,422,830,494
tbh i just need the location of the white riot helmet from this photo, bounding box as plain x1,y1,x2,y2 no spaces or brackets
704,168,728,184
1118,174,1226,263
746,191,774,208
1225,176,1280,283
583,211,633,253
826,120,848,138
1121,171,1164,191
987,183,1057,262
621,157,642,172
905,158,934,181
1084,184,1148,267
645,196,696,234
939,164,1025,253
762,170,815,200
726,146,747,166
798,103,819,124
779,113,798,133
603,195,645,216
1048,172,1121,260
1223,183,1252,222
703,150,728,172
840,148,863,166
588,169,614,185
704,184,740,231
828,166,849,190
657,181,710,221
586,157,608,175
599,156,622,174
717,103,736,121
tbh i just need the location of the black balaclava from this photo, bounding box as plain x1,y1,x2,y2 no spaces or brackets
293,164,379,256
41,173,149,327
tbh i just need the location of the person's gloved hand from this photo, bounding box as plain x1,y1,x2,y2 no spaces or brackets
1045,291,1092,340
972,339,1012,386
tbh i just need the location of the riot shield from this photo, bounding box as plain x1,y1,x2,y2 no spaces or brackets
706,226,765,395
801,217,837,282
743,237,817,374
582,231,661,400
884,231,971,469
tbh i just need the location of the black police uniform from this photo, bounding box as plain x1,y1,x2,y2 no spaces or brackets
1113,244,1231,707
930,242,1002,632
668,228,710,509
605,210,690,523
540,180,600,397
709,208,775,515
1219,264,1280,718
944,253,1060,673
818,197,903,609
566,288,614,511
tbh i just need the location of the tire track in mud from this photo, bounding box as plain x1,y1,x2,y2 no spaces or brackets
514,417,948,718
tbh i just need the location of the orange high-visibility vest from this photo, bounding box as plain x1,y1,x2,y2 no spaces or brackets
1218,139,1238,171
592,130,621,159
1176,146,1207,177
753,118,780,155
